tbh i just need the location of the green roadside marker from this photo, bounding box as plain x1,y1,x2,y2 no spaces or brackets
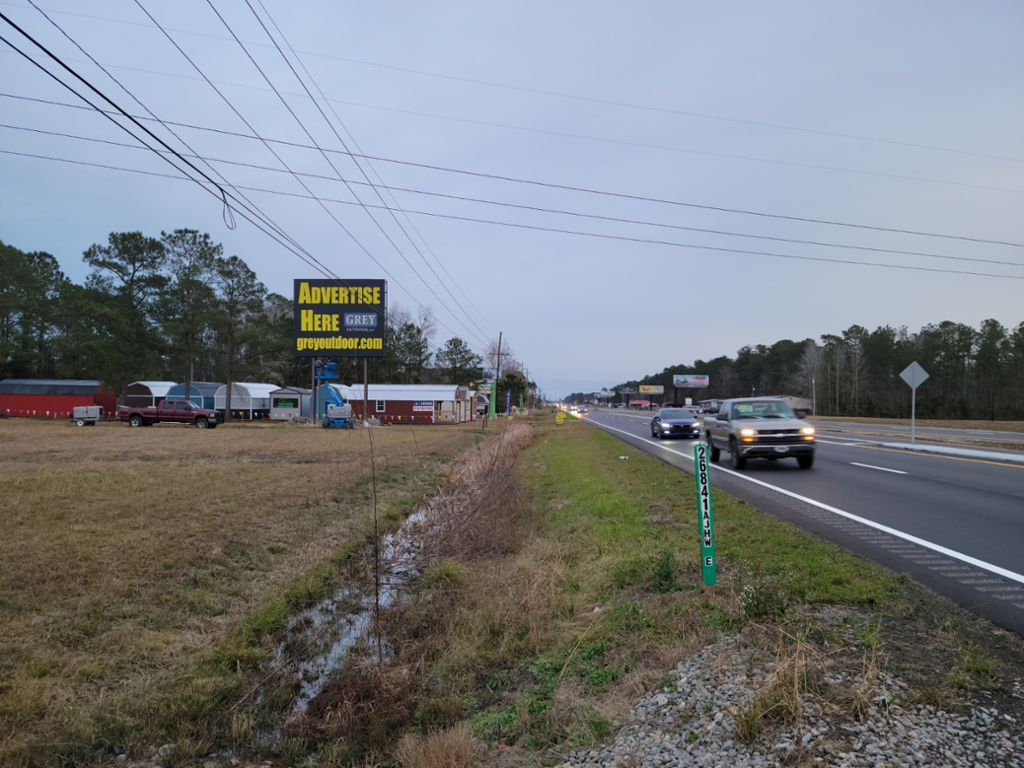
693,443,717,586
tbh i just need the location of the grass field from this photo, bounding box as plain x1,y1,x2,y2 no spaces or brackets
3,414,1023,767
0,417,486,766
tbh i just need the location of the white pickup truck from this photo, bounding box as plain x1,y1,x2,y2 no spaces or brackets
702,397,815,470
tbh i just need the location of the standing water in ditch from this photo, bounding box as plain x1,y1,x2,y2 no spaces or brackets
270,506,426,720
251,423,533,743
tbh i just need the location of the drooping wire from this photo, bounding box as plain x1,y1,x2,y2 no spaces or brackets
0,15,341,285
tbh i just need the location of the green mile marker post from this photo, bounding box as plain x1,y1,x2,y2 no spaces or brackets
693,443,717,587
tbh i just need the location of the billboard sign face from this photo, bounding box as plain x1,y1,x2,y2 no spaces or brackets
639,385,664,394
293,279,387,357
673,374,709,388
483,367,499,381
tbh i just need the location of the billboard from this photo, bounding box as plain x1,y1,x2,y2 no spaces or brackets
673,374,709,388
639,385,664,394
413,401,434,412
293,279,387,357
482,367,499,381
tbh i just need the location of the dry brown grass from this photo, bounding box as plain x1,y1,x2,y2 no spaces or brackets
410,423,535,563
0,417,484,765
394,722,479,768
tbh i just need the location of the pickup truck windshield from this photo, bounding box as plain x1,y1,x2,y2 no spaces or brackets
731,401,796,419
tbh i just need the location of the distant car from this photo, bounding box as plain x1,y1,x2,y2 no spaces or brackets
579,406,588,415
650,408,701,439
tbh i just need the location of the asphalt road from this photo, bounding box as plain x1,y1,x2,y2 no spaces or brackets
583,409,1024,637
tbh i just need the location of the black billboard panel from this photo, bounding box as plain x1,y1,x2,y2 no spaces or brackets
293,279,387,357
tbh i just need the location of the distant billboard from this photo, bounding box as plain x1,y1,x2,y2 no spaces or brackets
483,367,499,381
639,385,664,395
293,278,387,357
673,374,709,388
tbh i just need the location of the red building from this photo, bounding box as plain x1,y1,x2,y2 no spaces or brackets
333,384,473,423
0,379,117,418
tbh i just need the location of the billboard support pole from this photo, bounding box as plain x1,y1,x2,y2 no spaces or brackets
364,357,370,425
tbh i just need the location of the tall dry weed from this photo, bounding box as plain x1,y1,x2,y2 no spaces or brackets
409,423,534,563
393,722,478,768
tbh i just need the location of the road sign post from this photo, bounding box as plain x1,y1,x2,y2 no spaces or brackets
899,362,930,445
693,443,717,587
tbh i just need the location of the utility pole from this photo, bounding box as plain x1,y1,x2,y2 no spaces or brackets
487,332,501,424
363,357,369,425
495,332,503,379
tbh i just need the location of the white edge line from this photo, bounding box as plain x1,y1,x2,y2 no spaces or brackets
850,462,908,475
592,419,1024,587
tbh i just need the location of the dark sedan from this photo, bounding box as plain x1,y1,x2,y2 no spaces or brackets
650,408,701,439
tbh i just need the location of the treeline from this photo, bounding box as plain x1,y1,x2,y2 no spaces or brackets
0,231,488,396
573,321,1024,420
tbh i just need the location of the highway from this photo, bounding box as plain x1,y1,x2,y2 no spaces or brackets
583,408,1024,636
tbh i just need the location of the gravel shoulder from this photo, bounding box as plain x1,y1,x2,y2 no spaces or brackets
551,586,1024,768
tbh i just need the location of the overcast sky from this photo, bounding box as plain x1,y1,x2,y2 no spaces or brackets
2,1,1023,398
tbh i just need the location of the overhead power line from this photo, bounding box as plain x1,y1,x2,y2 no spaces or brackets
8,147,1024,282
7,91,1022,252
4,47,1019,197
5,1,1022,166
5,123,1023,272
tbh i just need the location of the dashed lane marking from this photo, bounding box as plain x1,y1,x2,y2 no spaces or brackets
850,462,908,475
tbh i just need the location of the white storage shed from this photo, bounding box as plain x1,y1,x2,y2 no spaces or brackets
214,382,279,420
123,381,178,408
270,387,313,420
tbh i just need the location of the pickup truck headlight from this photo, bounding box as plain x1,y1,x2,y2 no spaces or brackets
739,428,757,436
801,427,815,434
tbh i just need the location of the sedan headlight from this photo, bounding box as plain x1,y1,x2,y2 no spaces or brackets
801,427,815,435
739,428,757,436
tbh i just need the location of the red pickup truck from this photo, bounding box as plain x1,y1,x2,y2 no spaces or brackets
117,399,221,429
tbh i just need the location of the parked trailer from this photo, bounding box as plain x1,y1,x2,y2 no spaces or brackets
71,405,103,426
